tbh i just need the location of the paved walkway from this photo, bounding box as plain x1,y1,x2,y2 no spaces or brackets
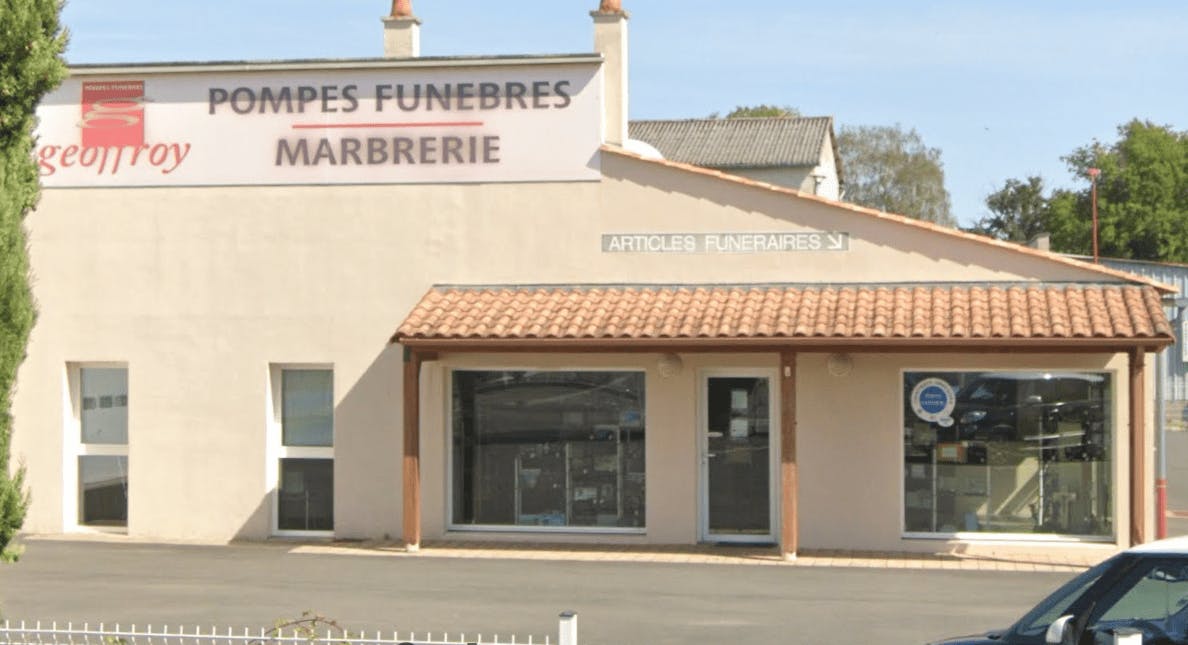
285,538,1112,573
30,533,1114,572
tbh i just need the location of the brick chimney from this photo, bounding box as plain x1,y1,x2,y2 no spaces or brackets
591,1,629,146
383,0,420,57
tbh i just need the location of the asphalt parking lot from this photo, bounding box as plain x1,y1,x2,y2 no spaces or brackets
0,539,1080,645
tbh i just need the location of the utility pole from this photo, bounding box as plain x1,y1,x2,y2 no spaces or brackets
1088,167,1101,262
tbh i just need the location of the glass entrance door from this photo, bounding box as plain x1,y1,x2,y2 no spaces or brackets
701,374,775,543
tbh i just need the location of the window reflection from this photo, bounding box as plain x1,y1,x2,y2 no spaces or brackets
452,371,646,529
79,455,127,526
904,371,1112,537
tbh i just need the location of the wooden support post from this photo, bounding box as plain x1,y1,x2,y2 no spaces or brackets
779,351,798,560
1129,348,1146,546
402,347,423,552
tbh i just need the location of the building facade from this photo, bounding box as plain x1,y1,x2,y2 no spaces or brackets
14,3,1174,557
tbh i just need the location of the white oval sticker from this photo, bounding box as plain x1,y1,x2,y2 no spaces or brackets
911,378,956,423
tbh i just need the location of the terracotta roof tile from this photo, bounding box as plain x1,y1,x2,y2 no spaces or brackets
395,284,1174,347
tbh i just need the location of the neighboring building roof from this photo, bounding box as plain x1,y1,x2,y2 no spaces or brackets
628,116,834,170
395,283,1173,349
1084,256,1188,302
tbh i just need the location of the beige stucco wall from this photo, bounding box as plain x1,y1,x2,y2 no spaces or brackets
418,350,1146,550
726,167,814,196
12,146,1149,548
796,352,1145,553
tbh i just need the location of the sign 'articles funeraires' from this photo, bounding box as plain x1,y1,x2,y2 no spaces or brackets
601,232,850,253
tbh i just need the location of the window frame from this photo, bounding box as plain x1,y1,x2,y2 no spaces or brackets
899,367,1118,544
64,362,130,533
267,363,335,537
696,367,781,544
445,366,648,535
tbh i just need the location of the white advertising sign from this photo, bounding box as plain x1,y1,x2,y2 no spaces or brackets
33,63,602,187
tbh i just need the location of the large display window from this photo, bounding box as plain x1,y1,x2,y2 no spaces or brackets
903,371,1113,538
451,370,646,530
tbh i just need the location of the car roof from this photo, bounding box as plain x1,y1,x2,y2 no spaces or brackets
1127,535,1188,555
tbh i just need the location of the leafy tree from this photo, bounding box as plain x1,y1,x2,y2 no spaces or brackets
971,120,1188,262
1050,120,1188,261
837,124,955,227
710,104,800,119
968,176,1050,243
0,0,68,562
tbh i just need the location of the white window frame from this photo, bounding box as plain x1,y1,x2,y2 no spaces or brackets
267,363,334,538
898,367,1118,544
445,366,648,535
696,367,781,545
63,362,129,533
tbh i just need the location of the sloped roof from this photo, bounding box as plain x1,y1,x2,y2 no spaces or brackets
603,146,1177,294
629,117,833,169
395,283,1173,350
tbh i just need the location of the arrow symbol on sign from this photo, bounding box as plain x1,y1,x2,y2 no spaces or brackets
826,233,847,250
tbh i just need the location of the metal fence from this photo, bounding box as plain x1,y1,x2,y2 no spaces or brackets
0,613,578,645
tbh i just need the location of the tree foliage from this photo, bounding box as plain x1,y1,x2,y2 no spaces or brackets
969,120,1188,262
1057,120,1188,260
0,0,68,561
837,124,955,226
968,176,1050,243
711,104,800,119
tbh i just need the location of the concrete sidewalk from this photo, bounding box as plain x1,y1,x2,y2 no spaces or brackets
32,531,1113,572
288,538,1112,573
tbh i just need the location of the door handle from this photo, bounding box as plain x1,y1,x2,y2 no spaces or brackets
706,452,718,458
707,431,724,438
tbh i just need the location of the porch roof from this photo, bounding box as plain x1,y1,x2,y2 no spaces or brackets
392,283,1175,352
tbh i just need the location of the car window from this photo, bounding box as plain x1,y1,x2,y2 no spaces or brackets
1014,560,1112,636
1090,562,1188,633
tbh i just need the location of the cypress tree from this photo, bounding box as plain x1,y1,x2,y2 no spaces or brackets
0,0,68,561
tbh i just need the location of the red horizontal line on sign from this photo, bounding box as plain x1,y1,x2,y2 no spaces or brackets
291,121,485,129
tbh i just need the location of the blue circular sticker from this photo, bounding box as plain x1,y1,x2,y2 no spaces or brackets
911,378,955,423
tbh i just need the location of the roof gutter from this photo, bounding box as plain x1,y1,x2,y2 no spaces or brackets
395,335,1174,353
68,54,603,76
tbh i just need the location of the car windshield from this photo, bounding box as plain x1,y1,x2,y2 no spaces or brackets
1012,557,1116,636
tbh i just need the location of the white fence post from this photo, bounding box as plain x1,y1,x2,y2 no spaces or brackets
558,611,577,645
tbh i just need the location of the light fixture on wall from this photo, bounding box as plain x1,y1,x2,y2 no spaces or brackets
657,353,684,378
826,353,853,377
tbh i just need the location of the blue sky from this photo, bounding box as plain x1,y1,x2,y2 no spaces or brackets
60,0,1188,226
